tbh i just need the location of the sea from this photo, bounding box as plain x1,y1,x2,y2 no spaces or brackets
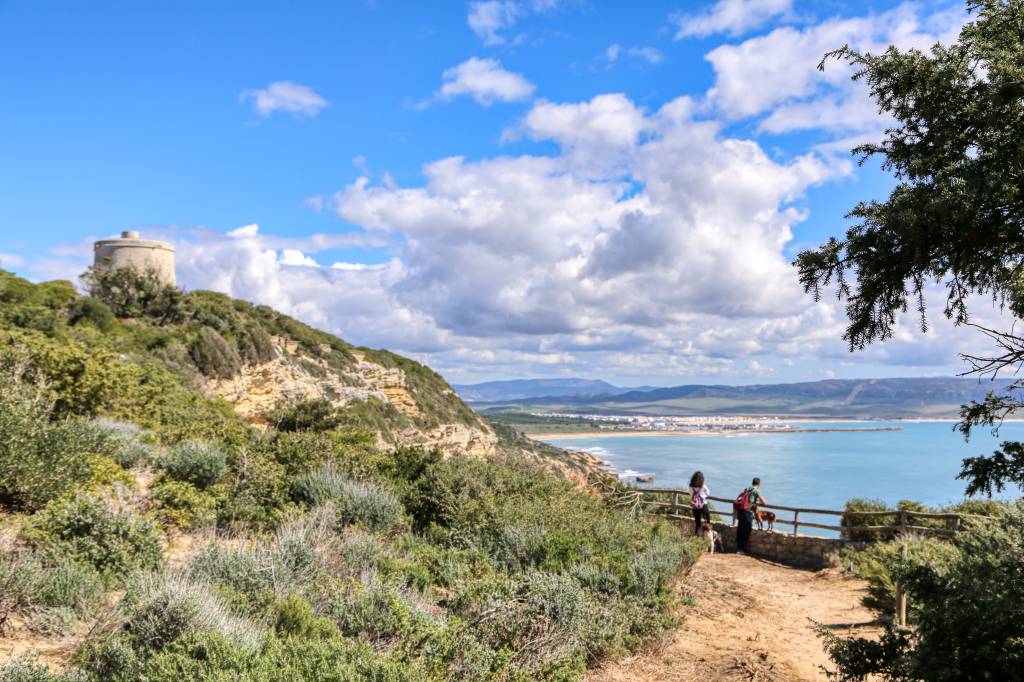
541,421,1024,535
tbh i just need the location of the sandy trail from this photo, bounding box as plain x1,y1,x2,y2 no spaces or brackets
588,553,882,681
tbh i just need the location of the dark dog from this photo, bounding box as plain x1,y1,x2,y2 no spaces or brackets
754,508,775,531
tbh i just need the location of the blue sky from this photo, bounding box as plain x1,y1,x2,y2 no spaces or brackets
1,0,988,385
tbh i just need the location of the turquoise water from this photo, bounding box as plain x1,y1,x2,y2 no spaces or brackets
542,422,1023,533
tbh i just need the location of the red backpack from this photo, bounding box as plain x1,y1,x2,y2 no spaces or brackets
733,488,753,512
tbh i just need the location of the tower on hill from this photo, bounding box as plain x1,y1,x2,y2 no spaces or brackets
93,231,176,286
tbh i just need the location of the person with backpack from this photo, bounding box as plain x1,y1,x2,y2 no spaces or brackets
689,471,710,535
733,477,765,554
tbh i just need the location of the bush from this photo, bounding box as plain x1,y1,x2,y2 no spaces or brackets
91,417,155,469
189,327,241,379
268,398,343,432
158,442,227,489
0,366,100,510
151,480,220,530
22,495,162,581
839,536,955,616
189,509,336,607
0,657,70,682
0,552,104,637
293,465,404,531
823,501,1024,680
82,265,184,323
67,296,116,332
117,572,265,650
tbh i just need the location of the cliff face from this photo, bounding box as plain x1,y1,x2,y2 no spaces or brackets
204,337,499,457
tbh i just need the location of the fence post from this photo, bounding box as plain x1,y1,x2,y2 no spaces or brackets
671,491,679,516
792,509,800,537
894,538,908,627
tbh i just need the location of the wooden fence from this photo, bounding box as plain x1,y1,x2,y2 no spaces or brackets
628,487,979,627
634,488,967,540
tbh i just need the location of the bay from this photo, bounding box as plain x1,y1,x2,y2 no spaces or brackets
541,421,1024,535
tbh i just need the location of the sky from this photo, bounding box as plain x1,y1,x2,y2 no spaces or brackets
0,0,1002,386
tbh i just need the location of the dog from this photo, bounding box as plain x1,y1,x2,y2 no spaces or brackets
701,521,723,554
754,508,776,531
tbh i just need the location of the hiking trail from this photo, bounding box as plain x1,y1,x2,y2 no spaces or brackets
588,553,882,681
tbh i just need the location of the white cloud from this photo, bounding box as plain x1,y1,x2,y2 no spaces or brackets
279,249,319,267
466,0,563,45
240,81,328,118
437,57,535,105
705,3,966,133
673,0,794,39
467,1,522,45
605,44,664,65
228,223,260,238
0,253,24,268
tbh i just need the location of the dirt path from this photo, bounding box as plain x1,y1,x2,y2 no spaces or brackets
588,554,882,681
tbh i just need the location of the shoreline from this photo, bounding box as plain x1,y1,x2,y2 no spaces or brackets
532,425,908,440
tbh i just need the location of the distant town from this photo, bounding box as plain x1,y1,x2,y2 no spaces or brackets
531,412,795,431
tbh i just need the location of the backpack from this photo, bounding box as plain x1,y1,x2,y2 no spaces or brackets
692,492,704,510
733,488,753,512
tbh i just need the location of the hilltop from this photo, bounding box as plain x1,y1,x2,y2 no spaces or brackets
465,377,1008,419
0,268,697,680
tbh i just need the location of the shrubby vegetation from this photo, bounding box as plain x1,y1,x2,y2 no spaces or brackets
0,267,700,679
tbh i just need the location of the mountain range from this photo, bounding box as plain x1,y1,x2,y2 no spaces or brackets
455,377,1010,419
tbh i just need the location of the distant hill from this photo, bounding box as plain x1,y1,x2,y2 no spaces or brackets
454,378,624,402
472,377,1011,419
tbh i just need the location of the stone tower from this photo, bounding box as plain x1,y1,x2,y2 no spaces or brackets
93,231,176,286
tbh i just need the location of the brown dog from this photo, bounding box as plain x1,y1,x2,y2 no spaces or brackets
754,508,775,530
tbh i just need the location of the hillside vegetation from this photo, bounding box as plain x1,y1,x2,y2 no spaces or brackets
0,268,700,680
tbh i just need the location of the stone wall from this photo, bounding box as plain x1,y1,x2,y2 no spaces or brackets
682,517,846,569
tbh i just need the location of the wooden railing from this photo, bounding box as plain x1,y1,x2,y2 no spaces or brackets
634,488,968,540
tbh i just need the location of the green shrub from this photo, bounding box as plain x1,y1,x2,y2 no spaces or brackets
158,442,227,489
327,573,440,647
26,605,78,636
272,593,337,640
189,509,336,607
91,417,155,469
0,552,104,638
67,296,116,332
839,536,956,616
294,465,404,531
189,327,241,379
268,398,344,432
0,367,99,510
0,657,70,682
151,480,220,530
82,265,184,323
22,495,162,581
118,572,265,650
823,502,1024,680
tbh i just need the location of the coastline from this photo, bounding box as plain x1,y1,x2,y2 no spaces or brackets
531,425,904,440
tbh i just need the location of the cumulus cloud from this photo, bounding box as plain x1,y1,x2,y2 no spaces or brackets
240,81,328,118
673,0,794,39
706,3,966,134
333,94,851,367
436,57,535,106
